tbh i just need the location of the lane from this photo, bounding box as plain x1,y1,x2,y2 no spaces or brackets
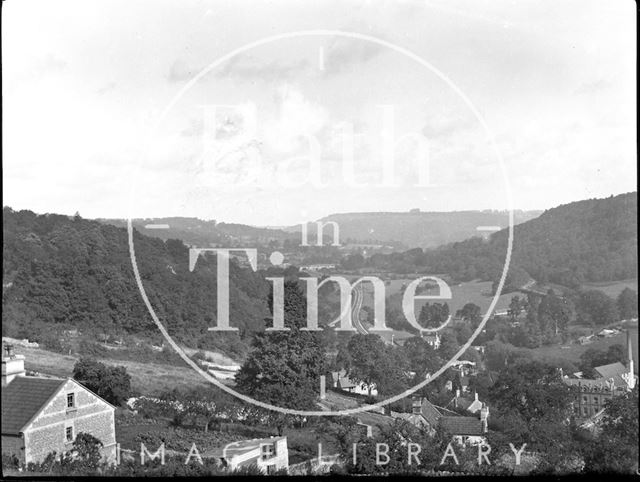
351,284,368,334
327,283,368,334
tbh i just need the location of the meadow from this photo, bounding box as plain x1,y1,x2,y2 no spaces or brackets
18,345,210,395
360,277,514,317
581,278,638,298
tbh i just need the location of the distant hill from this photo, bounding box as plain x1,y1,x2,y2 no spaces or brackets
293,210,542,248
98,217,298,248
417,192,637,289
3,208,271,356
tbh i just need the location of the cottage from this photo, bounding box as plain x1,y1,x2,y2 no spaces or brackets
392,397,489,446
209,436,288,474
330,369,378,396
423,333,441,350
1,345,117,465
451,390,484,415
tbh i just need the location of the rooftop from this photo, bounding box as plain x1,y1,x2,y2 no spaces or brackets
206,436,286,460
440,416,484,436
594,362,627,380
1,376,66,435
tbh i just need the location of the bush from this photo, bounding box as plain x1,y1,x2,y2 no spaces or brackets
72,358,131,406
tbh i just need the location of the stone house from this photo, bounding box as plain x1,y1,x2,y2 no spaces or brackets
1,345,117,465
563,329,637,420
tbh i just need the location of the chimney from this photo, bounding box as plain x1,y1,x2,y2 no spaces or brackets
480,404,489,433
2,345,26,386
474,391,479,402
455,388,460,399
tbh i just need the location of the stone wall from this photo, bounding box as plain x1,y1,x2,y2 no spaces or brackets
23,379,116,464
1,435,25,464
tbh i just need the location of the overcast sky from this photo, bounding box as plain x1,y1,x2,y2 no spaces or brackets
3,0,636,226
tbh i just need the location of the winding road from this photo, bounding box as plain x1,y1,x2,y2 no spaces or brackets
327,283,368,334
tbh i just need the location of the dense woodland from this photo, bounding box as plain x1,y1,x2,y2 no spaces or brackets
3,193,637,357
2,208,272,356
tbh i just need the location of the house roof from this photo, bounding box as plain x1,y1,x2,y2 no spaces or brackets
206,436,286,461
376,330,414,345
440,416,484,436
1,376,66,435
338,377,356,389
419,399,443,426
594,362,627,379
563,377,632,393
331,370,358,389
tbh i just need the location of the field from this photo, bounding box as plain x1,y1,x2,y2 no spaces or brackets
523,331,627,365
17,345,210,395
360,277,513,317
581,278,638,298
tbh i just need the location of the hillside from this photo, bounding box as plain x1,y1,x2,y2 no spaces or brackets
98,217,298,248
417,192,638,288
304,210,542,248
2,208,271,357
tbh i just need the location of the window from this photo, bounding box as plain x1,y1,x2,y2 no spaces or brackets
260,443,275,460
582,407,588,417
67,393,75,408
65,426,74,442
593,396,599,405
266,465,276,475
582,395,588,403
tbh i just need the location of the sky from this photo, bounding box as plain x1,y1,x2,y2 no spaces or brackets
2,0,636,226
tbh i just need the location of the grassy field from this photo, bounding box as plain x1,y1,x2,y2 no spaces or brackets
18,345,210,395
581,278,638,298
523,331,627,365
360,277,513,317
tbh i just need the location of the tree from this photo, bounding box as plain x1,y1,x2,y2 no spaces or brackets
182,387,223,432
537,290,573,342
508,295,526,321
345,334,387,396
438,331,459,361
418,303,450,329
72,358,131,406
235,281,326,410
617,288,638,320
454,323,473,345
403,336,441,379
69,433,103,470
456,303,482,326
582,388,639,473
489,360,576,441
575,290,619,326
578,344,625,378
341,253,365,271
